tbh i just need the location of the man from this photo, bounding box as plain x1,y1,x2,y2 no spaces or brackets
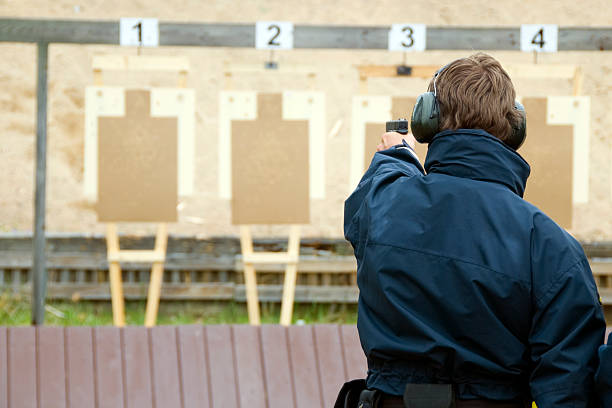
342,53,606,407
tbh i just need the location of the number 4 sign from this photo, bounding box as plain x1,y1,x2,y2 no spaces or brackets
520,24,558,52
256,21,294,50
388,24,426,52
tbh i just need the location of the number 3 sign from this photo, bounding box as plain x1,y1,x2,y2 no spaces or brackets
520,24,558,52
256,21,294,50
388,24,426,52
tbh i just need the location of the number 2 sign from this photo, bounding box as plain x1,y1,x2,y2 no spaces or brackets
256,21,294,50
120,18,159,47
388,24,426,52
520,24,558,52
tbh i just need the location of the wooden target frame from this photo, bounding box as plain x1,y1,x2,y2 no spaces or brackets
87,55,192,327
221,66,325,325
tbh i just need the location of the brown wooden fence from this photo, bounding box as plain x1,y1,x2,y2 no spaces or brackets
0,234,610,304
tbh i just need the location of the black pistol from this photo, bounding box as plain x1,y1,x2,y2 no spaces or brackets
386,118,409,135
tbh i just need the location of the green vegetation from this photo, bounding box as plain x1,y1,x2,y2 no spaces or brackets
0,292,357,326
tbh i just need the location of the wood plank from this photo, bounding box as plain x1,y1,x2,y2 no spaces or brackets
177,325,210,408
123,327,153,408
592,261,612,276
232,325,266,408
340,325,367,380
107,250,165,263
357,65,438,79
38,327,66,408
0,327,6,408
93,326,124,408
287,326,323,408
150,326,182,408
206,325,239,408
7,327,36,408
260,325,295,408
313,325,347,407
92,55,190,72
46,282,235,301
242,253,299,264
65,327,96,408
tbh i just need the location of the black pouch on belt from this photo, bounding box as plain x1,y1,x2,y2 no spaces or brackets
403,384,455,408
334,379,367,408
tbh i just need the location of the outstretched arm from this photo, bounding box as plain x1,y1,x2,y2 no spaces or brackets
344,132,424,257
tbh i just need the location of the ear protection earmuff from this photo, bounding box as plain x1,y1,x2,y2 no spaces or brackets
410,65,527,150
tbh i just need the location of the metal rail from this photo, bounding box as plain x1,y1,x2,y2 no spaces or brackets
0,19,611,50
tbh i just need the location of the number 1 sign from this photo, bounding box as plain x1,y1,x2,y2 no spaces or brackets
120,18,159,47
256,21,294,49
520,24,558,52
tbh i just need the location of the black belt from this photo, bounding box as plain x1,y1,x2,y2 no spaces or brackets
359,388,529,408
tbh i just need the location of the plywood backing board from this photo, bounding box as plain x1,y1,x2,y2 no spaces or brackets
231,93,310,224
97,89,178,222
84,86,196,202
219,90,326,204
521,97,590,229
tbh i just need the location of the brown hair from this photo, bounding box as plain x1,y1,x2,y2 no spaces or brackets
428,53,522,144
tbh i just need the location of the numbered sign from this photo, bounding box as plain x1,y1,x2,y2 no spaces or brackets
120,18,159,47
520,24,558,52
388,24,426,52
256,21,294,50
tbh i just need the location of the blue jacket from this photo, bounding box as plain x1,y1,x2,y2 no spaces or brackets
596,333,612,407
344,129,606,407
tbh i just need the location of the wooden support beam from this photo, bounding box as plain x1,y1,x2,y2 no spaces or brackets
92,55,190,72
280,226,301,326
106,223,125,327
357,64,438,80
144,224,169,327
240,226,261,325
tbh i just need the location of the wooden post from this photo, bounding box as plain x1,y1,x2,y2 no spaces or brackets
106,223,125,327
572,66,583,96
240,226,261,325
93,55,187,326
144,223,169,327
239,225,301,325
280,225,301,326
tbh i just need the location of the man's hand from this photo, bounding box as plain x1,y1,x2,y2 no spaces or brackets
376,132,417,152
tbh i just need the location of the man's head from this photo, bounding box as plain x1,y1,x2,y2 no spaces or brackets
425,53,524,147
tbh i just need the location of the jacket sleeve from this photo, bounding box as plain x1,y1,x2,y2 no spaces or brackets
595,333,612,407
529,218,606,407
344,146,424,257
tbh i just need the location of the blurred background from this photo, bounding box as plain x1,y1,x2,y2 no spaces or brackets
0,0,610,326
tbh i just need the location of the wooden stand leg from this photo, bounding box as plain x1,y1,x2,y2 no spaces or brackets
106,223,125,327
240,226,261,325
144,224,168,327
280,226,301,326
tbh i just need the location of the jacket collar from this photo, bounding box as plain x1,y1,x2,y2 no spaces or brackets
424,129,531,197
